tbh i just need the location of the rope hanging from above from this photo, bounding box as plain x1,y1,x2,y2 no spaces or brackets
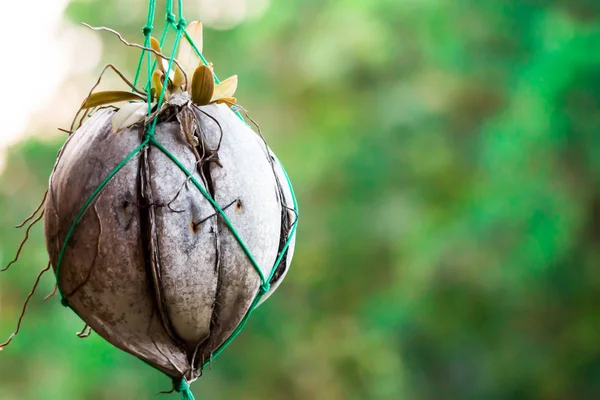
0,3,298,399
47,0,299,399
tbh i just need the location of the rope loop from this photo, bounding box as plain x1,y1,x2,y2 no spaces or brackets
176,18,188,30
142,25,153,36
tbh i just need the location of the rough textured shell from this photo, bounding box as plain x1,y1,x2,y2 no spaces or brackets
44,103,296,378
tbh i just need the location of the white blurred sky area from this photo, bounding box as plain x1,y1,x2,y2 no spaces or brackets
0,0,102,172
0,0,270,172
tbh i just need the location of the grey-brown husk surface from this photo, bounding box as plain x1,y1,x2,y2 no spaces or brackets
44,97,295,382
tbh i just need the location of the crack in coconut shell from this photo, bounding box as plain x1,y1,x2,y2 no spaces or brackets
139,145,184,346
178,102,222,357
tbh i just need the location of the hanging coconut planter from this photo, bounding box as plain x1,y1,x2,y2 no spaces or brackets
1,10,297,398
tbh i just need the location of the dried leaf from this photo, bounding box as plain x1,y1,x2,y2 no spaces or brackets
211,75,238,102
152,70,165,100
191,65,215,106
150,37,168,72
178,21,203,90
213,97,237,105
172,65,186,89
111,102,148,133
82,91,146,109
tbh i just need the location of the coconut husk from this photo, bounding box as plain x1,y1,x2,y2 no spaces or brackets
44,98,296,381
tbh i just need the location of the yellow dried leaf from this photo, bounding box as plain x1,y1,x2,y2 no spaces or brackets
211,75,238,102
152,70,165,99
111,102,148,133
177,21,203,89
191,65,215,106
82,91,146,109
213,97,237,105
150,37,168,72
172,64,186,88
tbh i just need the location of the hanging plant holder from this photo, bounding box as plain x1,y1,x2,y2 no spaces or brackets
1,1,298,398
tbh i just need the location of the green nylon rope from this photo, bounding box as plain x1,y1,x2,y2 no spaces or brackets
55,1,299,398
149,138,269,285
54,138,150,304
176,379,195,400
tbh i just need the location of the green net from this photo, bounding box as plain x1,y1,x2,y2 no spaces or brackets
53,1,299,398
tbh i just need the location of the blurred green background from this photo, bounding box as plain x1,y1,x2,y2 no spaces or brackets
2,0,600,399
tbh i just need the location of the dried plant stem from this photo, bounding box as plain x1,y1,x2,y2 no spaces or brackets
64,205,102,300
197,199,239,225
227,102,298,282
71,64,146,131
231,102,297,226
0,262,52,351
195,107,224,153
44,284,58,301
16,190,48,228
156,387,176,396
77,324,92,338
1,211,45,272
82,23,188,90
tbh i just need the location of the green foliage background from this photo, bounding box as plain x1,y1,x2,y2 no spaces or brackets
2,0,600,398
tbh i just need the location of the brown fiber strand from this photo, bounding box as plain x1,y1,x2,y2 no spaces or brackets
0,262,52,351
1,211,45,272
44,284,58,301
15,190,48,228
71,63,146,132
77,324,92,338
82,23,188,91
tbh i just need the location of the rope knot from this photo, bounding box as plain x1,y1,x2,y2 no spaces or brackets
166,13,176,24
175,378,189,393
142,25,153,36
174,378,195,400
177,18,188,30
143,126,156,140
260,282,271,295
60,297,70,308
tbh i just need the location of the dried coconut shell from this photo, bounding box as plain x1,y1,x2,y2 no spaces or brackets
44,98,296,380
